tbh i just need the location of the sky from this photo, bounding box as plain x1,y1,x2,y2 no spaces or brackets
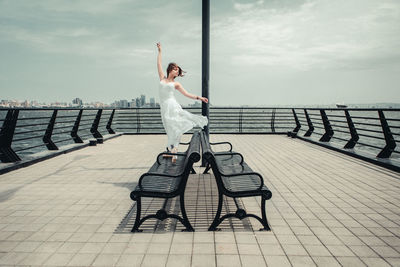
1,0,400,106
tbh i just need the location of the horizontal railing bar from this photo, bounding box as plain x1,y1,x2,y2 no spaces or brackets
331,129,350,134
52,125,74,130
330,124,350,129
356,128,384,134
56,115,80,119
53,138,73,144
349,116,380,120
14,143,47,152
14,116,50,121
15,123,50,128
14,129,46,135
358,133,383,140
52,130,74,135
356,141,382,150
3,107,400,111
13,135,43,142
329,119,348,124
352,121,381,127
331,136,349,142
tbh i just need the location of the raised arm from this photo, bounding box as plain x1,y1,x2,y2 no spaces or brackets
156,42,165,80
175,82,209,103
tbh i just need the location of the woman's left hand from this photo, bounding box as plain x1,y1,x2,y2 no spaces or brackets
200,97,208,103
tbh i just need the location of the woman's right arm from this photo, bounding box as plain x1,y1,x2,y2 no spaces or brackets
157,42,165,80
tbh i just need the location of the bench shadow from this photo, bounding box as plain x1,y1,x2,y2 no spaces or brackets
113,172,254,233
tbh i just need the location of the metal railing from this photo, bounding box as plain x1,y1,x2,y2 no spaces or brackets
114,107,294,134
0,108,115,162
1,107,399,165
290,108,399,159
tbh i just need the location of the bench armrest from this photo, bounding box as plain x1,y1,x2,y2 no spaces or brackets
221,171,265,190
214,152,243,165
179,141,190,145
210,141,233,152
156,152,186,164
138,172,180,188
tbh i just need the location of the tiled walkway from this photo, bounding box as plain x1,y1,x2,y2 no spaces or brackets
0,134,399,266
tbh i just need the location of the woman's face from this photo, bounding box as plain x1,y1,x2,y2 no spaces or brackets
172,66,179,77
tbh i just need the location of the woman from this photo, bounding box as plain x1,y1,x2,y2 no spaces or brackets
157,42,208,163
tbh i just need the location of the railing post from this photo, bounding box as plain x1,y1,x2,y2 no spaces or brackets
377,110,396,158
136,109,140,134
319,109,334,142
71,109,83,143
0,109,21,162
292,109,301,133
106,109,116,134
43,110,58,150
304,109,314,137
344,110,359,149
91,109,103,139
271,108,276,133
239,108,243,133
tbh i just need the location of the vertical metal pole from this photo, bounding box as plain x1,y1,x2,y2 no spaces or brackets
201,0,210,167
202,0,210,137
91,109,103,140
304,109,314,137
271,108,276,133
71,109,84,143
106,109,116,134
0,109,21,162
319,109,334,142
344,110,359,149
43,110,59,150
377,110,396,158
292,109,301,133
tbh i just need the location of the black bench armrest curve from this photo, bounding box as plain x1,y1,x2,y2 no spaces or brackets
221,171,265,190
213,152,244,164
138,172,180,188
209,141,233,152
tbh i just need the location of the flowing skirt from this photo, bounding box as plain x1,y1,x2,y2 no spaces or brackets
160,98,208,149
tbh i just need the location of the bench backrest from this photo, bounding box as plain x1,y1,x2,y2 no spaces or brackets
200,131,225,187
177,131,201,190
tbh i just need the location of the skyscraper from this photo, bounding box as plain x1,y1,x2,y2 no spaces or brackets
140,95,146,107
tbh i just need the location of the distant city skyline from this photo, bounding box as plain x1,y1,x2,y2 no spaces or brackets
1,0,400,106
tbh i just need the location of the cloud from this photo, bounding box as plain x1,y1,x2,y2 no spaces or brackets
213,0,400,71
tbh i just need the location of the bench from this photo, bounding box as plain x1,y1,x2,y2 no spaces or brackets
200,131,272,231
130,131,201,232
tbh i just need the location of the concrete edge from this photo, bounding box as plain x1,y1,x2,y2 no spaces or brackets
294,134,400,174
0,133,123,175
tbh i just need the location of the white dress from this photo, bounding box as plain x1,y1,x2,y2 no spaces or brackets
159,80,208,149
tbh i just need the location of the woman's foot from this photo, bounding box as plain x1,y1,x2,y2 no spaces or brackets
171,147,178,163
163,147,173,158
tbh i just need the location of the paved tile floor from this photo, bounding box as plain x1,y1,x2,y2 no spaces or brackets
0,134,399,266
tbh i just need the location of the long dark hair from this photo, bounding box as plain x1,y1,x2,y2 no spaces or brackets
166,62,186,78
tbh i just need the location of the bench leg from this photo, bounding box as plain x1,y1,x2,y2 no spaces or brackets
131,197,143,232
131,196,194,232
260,195,271,231
180,194,194,231
203,163,211,174
208,195,271,231
208,192,223,231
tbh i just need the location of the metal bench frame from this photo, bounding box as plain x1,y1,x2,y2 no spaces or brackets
200,131,272,231
130,131,201,232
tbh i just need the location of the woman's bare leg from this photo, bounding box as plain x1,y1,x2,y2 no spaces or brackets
171,146,178,163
